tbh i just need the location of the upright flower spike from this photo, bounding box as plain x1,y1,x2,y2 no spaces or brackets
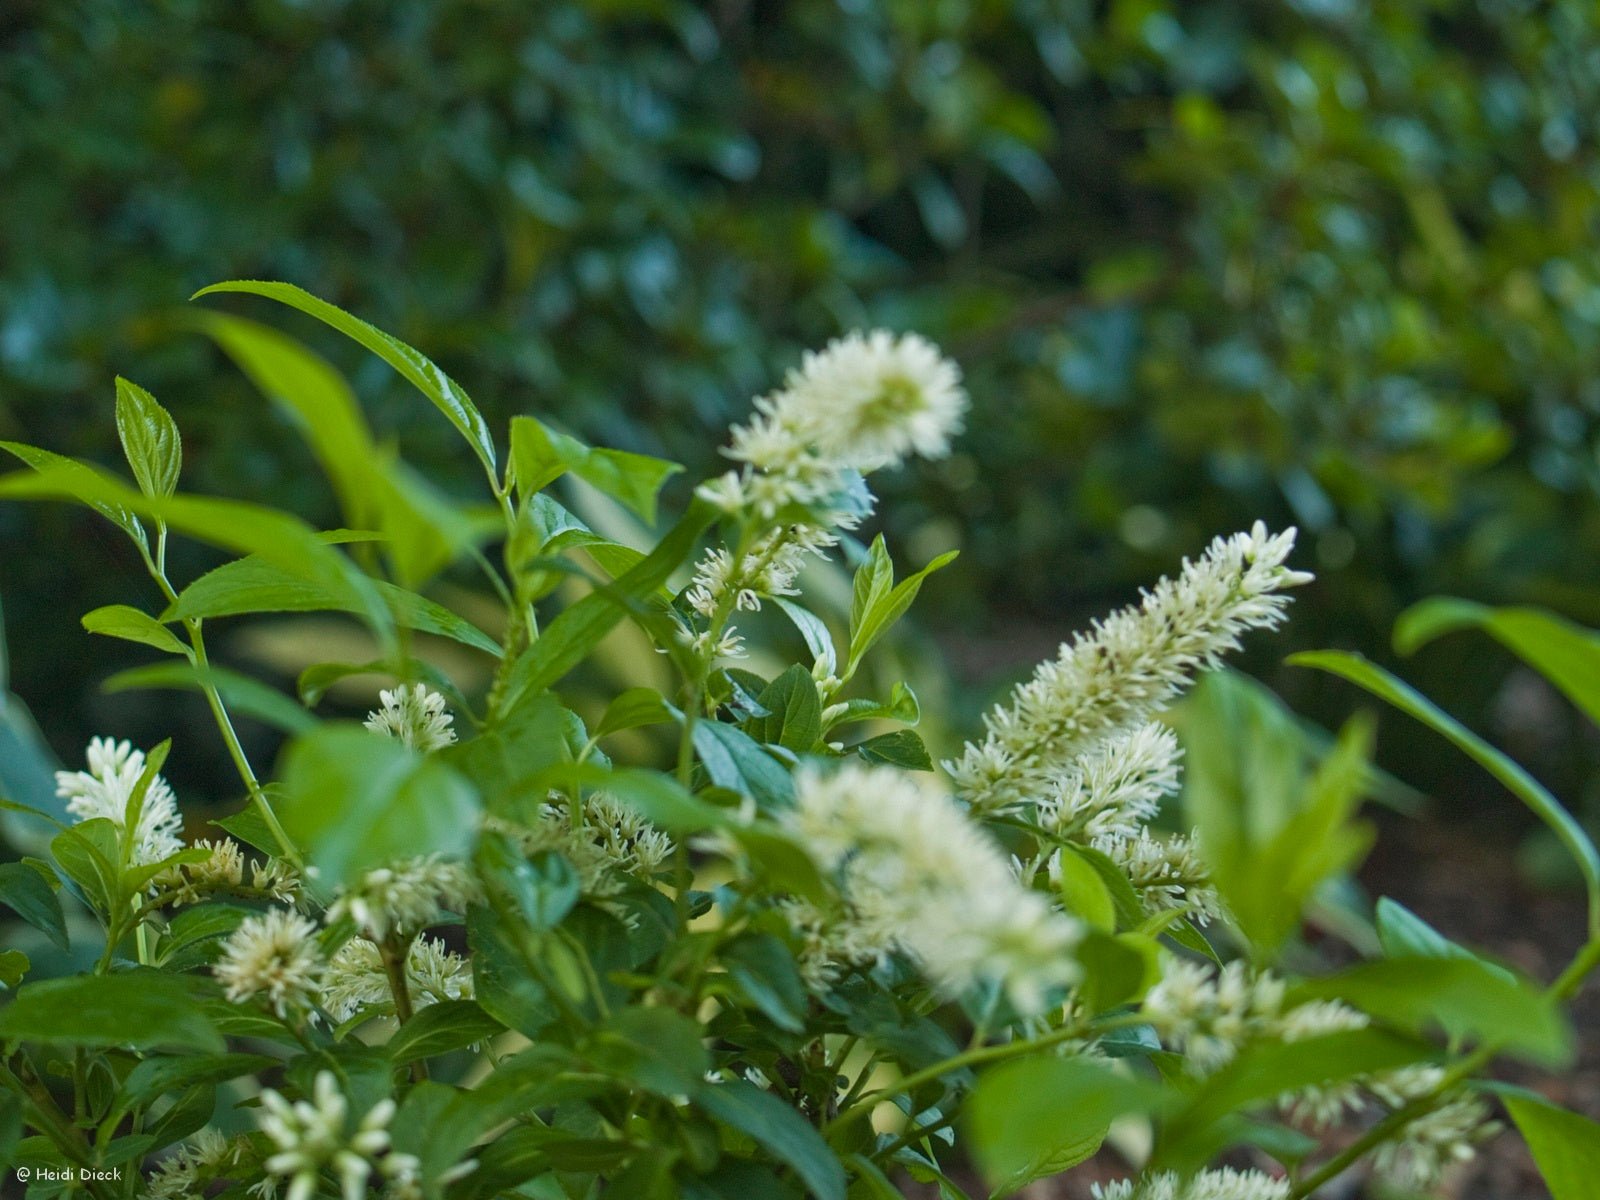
948,523,1312,814
55,736,184,865
786,761,1080,1012
683,330,966,660
364,683,457,752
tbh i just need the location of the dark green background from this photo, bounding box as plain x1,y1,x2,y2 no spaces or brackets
4,0,1599,831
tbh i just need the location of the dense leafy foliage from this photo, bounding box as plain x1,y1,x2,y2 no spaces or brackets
0,291,1596,1198
8,1,1600,783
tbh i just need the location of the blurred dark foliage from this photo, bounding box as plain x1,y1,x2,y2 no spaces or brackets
4,0,1600,822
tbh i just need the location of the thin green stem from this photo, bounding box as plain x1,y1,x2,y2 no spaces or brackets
828,1012,1145,1134
139,531,300,865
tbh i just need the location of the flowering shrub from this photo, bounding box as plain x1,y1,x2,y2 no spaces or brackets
0,283,1596,1198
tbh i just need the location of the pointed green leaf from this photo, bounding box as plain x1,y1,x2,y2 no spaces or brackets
1397,598,1600,729
1505,1093,1600,1200
113,377,182,498
81,605,186,655
0,442,146,550
166,552,501,657
0,971,223,1051
0,862,67,950
1291,650,1600,927
102,662,316,734
695,1078,845,1200
509,416,682,524
194,279,498,479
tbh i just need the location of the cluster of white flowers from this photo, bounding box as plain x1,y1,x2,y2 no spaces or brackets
684,331,966,660
213,908,325,1018
1140,958,1367,1076
1368,1066,1500,1190
1090,829,1223,925
55,736,185,866
327,855,480,941
364,683,457,752
1093,1167,1289,1200
255,1071,418,1200
321,935,474,1023
785,762,1080,1012
1036,723,1182,842
147,1128,242,1199
948,524,1311,815
152,837,303,908
502,793,674,899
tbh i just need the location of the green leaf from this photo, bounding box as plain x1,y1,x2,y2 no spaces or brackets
1374,897,1512,980
387,1000,505,1064
167,552,501,657
1290,650,1600,927
845,538,957,677
587,1007,710,1096
854,729,933,771
773,598,837,677
500,500,714,708
479,842,580,932
1074,931,1159,1015
445,692,585,805
0,459,392,642
101,662,316,735
696,1078,846,1200
0,861,68,950
277,724,481,886
113,377,182,498
1054,847,1115,932
694,722,795,810
155,904,251,970
1065,842,1147,932
0,971,223,1051
1182,671,1375,958
191,307,483,585
510,415,682,524
722,933,809,1033
117,1052,277,1109
967,1056,1161,1196
80,604,187,655
596,687,680,738
747,665,823,751
466,907,561,1040
194,279,499,481
826,683,921,731
1505,1092,1600,1200
51,820,122,917
1397,598,1600,729
1289,956,1571,1066
0,442,147,550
